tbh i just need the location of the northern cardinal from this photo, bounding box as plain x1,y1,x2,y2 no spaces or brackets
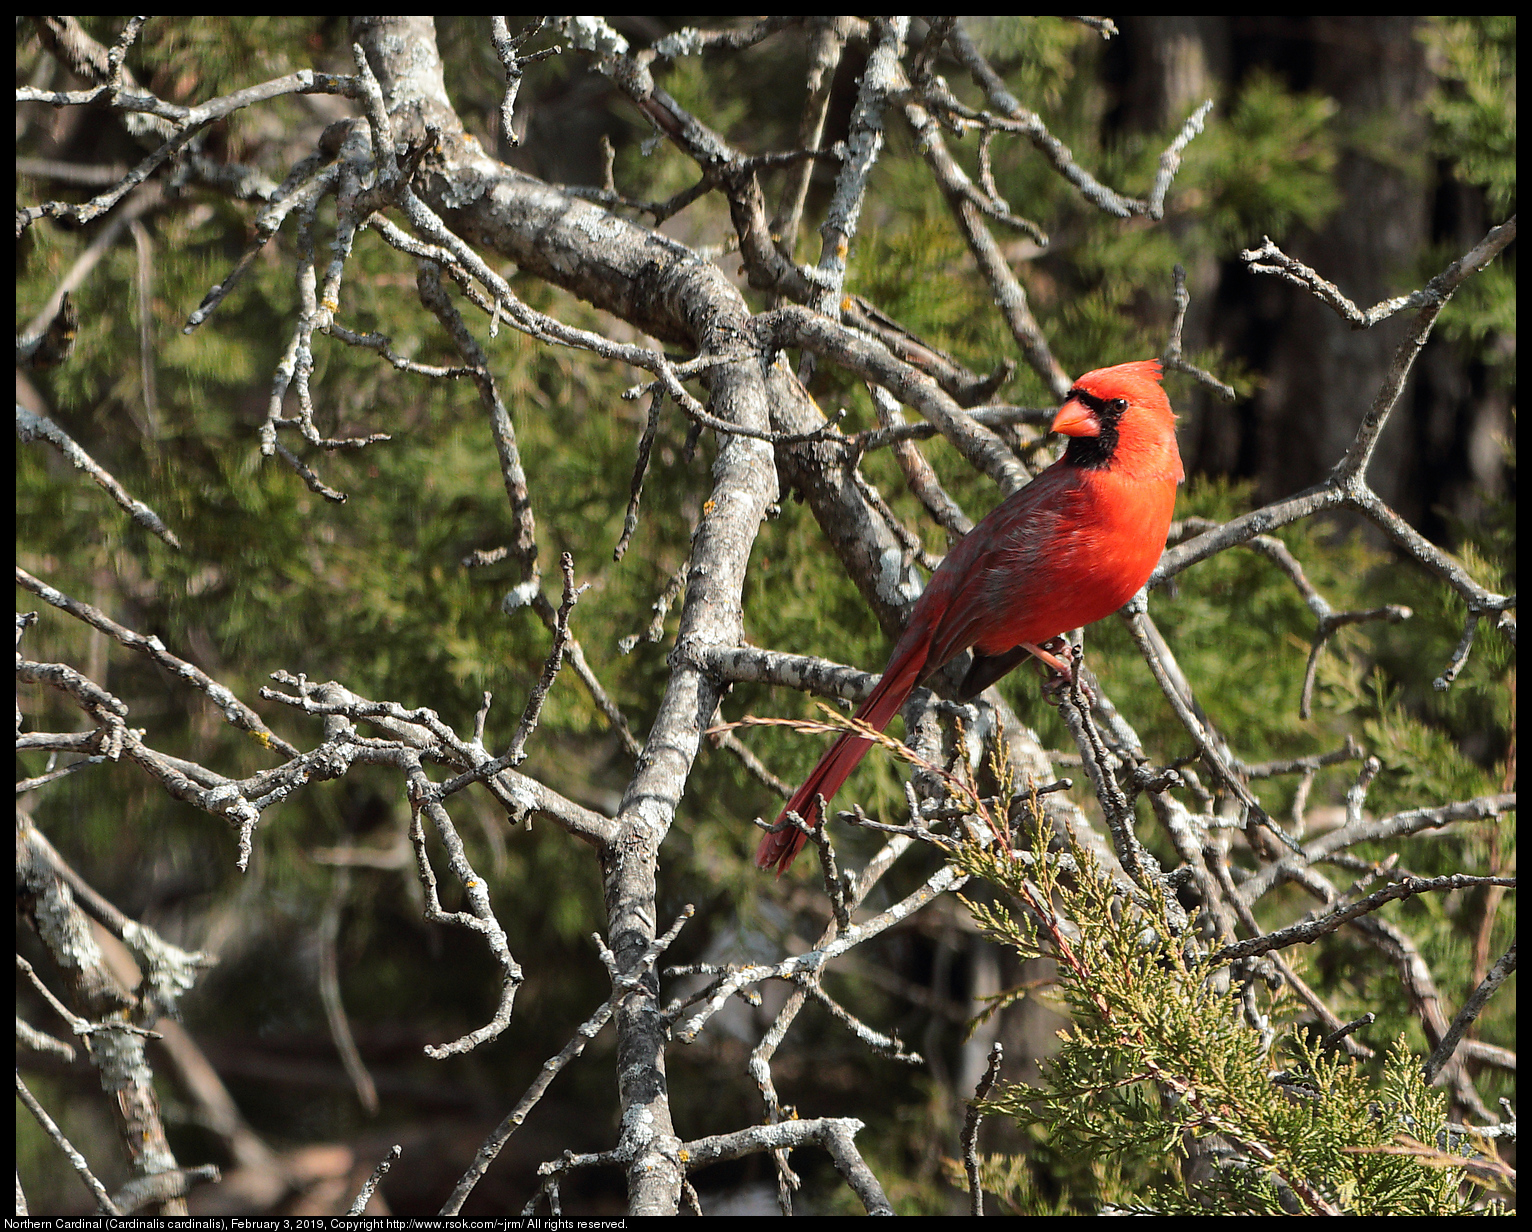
757,359,1182,874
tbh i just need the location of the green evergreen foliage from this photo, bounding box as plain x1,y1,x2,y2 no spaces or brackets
1422,17,1517,214
948,815,1504,1214
1422,17,1517,384
1183,69,1341,255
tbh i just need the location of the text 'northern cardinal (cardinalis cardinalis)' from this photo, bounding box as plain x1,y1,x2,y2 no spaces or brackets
757,359,1183,874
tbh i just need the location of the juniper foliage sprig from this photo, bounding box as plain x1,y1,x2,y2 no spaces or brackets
949,806,1498,1214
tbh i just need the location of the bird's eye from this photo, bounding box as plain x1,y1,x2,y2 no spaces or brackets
1109,398,1128,413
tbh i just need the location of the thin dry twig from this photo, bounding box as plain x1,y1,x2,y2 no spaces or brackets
1211,874,1516,965
16,1064,121,1213
1424,939,1517,1085
16,407,181,548
488,18,559,148
504,554,588,766
347,1144,400,1216
16,566,296,756
962,1041,1004,1215
1162,264,1236,399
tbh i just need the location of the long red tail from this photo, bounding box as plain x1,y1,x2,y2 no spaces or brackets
755,643,927,875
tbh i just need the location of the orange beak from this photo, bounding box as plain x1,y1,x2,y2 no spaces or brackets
1050,395,1100,438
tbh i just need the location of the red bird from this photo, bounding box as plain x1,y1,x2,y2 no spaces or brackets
758,359,1183,874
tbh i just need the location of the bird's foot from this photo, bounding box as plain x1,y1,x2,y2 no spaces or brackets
1027,638,1094,706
